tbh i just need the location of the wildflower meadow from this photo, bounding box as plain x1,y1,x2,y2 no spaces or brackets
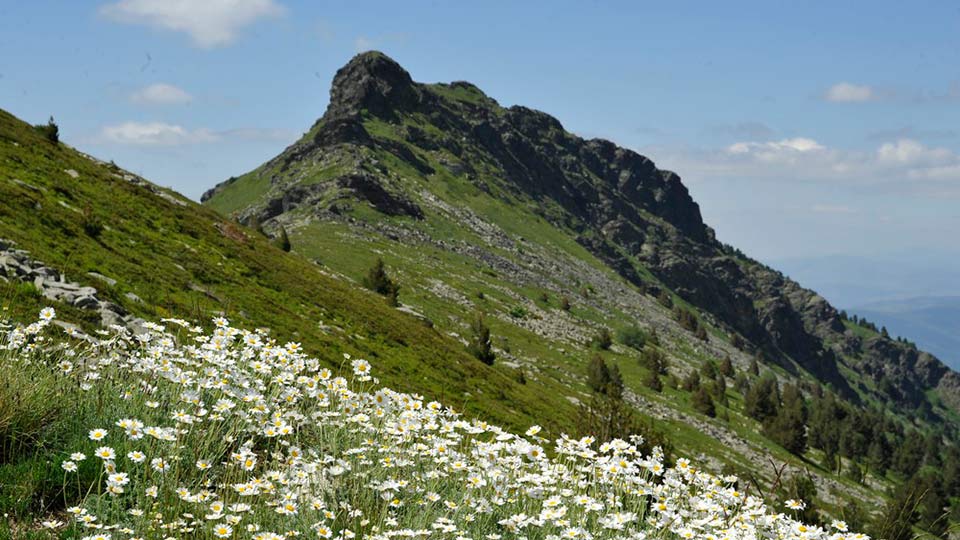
1,309,866,540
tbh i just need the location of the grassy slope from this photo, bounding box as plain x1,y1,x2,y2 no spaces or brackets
0,108,574,437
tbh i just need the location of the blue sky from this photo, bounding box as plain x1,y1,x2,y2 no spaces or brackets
2,1,959,272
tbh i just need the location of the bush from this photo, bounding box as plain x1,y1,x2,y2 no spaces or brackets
560,296,571,311
81,204,104,238
508,305,527,319
617,325,647,351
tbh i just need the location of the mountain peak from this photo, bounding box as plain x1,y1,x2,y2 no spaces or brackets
326,51,419,120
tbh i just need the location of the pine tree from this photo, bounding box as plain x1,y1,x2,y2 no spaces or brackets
749,353,761,376
587,354,611,393
274,225,292,252
713,374,728,405
682,370,701,392
763,383,807,455
593,327,613,350
36,115,59,143
467,313,495,365
362,258,400,306
644,369,663,392
640,344,668,374
719,355,734,376
744,374,780,422
692,386,716,417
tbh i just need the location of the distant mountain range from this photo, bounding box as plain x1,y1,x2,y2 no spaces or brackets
770,252,960,308
851,296,960,370
771,254,960,369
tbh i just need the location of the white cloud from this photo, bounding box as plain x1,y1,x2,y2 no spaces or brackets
646,136,960,196
877,139,954,165
728,137,824,156
100,122,219,145
824,82,876,103
95,122,297,146
130,83,193,105
100,0,284,48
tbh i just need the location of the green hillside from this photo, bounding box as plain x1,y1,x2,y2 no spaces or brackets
0,107,572,439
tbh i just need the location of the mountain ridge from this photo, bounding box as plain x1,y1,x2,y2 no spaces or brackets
205,51,960,419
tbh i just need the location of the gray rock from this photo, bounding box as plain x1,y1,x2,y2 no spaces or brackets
100,310,125,328
64,169,79,179
87,272,117,287
124,292,143,303
73,295,100,310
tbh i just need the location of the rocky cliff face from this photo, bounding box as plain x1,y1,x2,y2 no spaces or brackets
204,51,960,417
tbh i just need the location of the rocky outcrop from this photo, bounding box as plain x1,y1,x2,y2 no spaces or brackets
0,239,146,333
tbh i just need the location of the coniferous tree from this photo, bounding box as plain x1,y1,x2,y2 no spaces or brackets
467,313,495,365
640,344,668,374
273,225,292,252
763,383,807,455
36,115,59,143
593,327,613,350
644,369,663,392
682,370,701,392
744,374,780,422
701,360,718,381
719,355,734,376
749,354,761,376
713,374,728,406
607,363,624,399
587,354,611,394
691,386,716,417
363,258,400,306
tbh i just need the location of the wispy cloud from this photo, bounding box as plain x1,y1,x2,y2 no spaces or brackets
823,82,876,103
99,122,218,145
100,0,284,48
130,83,193,105
645,137,960,196
95,122,297,146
